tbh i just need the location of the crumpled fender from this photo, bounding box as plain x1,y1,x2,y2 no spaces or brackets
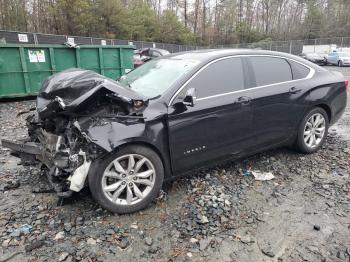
79,117,173,181
77,117,148,152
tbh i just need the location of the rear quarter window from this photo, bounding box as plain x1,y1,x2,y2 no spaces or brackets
289,60,310,80
249,56,293,86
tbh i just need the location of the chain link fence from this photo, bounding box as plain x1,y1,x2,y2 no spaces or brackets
230,37,350,55
1,30,350,55
0,30,200,52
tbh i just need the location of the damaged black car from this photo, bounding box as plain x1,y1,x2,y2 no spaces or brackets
2,49,347,214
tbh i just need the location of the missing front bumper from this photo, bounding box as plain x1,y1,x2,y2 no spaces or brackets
2,137,91,197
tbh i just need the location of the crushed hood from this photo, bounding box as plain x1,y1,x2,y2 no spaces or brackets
37,68,147,118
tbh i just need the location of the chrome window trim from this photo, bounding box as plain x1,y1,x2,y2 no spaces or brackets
168,54,315,106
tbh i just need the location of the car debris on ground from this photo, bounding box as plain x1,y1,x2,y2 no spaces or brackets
251,170,275,181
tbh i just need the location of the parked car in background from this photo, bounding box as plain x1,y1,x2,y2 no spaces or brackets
299,53,326,65
2,50,347,214
133,48,170,68
326,51,350,67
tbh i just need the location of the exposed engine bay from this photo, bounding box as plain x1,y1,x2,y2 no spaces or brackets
2,68,148,197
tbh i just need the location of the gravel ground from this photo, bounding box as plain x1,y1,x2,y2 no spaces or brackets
0,66,349,262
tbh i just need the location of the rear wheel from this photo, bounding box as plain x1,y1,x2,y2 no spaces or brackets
296,107,329,153
89,145,164,214
338,60,343,67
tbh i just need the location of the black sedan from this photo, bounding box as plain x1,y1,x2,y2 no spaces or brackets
2,49,348,214
299,52,327,65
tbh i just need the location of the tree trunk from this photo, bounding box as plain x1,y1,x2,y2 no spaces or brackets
184,0,187,28
194,0,199,34
202,0,206,43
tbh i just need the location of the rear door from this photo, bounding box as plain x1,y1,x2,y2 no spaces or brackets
246,56,306,148
167,57,253,174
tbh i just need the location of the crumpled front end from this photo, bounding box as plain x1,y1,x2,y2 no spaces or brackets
2,114,101,196
2,68,148,197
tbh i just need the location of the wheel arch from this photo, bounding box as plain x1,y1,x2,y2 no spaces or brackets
313,103,332,122
295,105,330,153
87,140,167,214
293,103,332,141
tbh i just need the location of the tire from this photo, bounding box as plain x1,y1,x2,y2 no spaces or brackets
338,60,343,67
295,107,329,154
88,145,164,214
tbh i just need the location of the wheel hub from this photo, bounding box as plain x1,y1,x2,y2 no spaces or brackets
303,113,326,149
101,154,156,206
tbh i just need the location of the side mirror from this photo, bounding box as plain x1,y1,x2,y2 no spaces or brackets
183,88,196,107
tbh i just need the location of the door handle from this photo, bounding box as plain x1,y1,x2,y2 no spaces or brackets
289,87,302,94
235,96,251,105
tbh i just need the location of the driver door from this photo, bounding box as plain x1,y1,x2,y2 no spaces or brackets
167,57,254,174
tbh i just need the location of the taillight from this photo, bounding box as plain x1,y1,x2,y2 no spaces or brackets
345,79,349,92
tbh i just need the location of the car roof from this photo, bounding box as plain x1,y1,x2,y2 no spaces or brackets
151,48,169,52
165,49,310,64
136,47,168,52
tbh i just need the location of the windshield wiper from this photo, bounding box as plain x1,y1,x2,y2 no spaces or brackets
149,95,161,100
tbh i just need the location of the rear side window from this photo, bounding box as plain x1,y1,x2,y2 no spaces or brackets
249,57,292,86
289,60,310,80
189,57,244,98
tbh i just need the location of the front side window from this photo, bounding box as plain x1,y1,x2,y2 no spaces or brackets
186,57,244,98
118,58,200,98
249,57,292,86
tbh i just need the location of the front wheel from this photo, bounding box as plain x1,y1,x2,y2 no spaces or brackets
88,145,164,214
338,60,343,67
295,107,329,154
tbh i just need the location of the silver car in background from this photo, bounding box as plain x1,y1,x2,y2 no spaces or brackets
326,51,350,66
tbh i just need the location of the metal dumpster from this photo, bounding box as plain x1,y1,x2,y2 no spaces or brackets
0,44,134,98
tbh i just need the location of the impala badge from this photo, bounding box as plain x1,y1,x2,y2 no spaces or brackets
184,146,206,155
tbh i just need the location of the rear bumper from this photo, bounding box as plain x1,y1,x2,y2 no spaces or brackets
330,89,347,125
332,103,346,125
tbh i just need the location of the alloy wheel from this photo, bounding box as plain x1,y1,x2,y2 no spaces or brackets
101,154,156,206
303,113,326,148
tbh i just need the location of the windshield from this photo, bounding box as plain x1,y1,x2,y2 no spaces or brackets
339,52,350,57
118,58,200,98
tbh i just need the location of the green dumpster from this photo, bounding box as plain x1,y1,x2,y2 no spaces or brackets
0,44,134,98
